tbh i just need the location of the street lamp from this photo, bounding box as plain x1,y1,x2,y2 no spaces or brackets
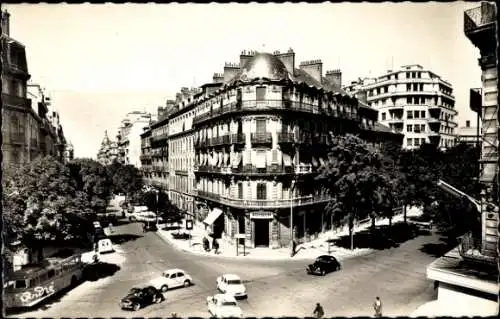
290,178,296,256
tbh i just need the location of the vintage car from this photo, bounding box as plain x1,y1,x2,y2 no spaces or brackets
306,255,342,275
206,293,243,318
216,274,247,298
149,268,193,292
119,286,164,311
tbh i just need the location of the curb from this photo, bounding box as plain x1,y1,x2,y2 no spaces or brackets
155,229,376,261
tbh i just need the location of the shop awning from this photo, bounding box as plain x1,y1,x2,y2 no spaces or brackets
283,153,292,167
203,207,223,226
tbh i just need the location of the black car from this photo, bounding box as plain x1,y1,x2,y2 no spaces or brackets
143,221,158,232
120,286,164,311
306,255,341,275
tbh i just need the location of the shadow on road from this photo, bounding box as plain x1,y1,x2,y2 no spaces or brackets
331,222,424,250
419,236,458,258
163,225,182,231
107,233,143,244
83,262,121,282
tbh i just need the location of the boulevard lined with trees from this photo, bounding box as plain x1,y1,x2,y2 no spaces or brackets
2,135,485,262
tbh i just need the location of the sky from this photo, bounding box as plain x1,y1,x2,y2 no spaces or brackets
4,2,483,158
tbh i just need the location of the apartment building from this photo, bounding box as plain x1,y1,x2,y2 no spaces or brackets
456,120,481,146
168,88,200,217
116,111,153,167
1,11,67,169
190,49,402,248
344,64,458,149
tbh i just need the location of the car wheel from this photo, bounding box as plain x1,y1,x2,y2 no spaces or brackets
133,303,140,311
184,280,191,287
155,295,162,304
161,285,168,292
320,269,325,276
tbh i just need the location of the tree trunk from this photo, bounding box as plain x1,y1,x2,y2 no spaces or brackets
349,218,354,250
389,215,393,227
371,215,376,233
403,205,407,224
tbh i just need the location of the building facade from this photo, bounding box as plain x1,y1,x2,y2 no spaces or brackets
456,120,481,146
344,65,458,150
413,3,498,316
1,10,67,170
97,130,119,165
116,111,152,167
190,50,402,248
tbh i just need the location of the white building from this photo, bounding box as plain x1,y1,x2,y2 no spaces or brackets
116,111,152,167
344,64,458,149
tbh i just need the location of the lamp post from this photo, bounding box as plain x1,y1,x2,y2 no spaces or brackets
290,178,296,256
155,188,159,225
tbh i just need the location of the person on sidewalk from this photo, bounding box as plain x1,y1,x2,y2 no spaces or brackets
203,237,210,252
313,302,324,318
213,239,220,254
373,296,383,317
291,240,297,257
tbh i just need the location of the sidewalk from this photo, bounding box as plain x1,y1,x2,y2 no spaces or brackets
156,207,423,261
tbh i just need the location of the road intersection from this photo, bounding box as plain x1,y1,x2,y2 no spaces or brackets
8,220,440,317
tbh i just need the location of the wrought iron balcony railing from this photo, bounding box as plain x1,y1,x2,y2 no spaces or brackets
457,231,498,265
1,93,31,108
193,99,360,125
250,132,272,144
196,190,331,209
194,164,314,175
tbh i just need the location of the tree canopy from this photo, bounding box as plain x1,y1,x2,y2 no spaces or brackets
106,162,143,197
67,158,112,215
2,156,91,249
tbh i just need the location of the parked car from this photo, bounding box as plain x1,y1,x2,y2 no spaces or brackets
120,286,164,311
306,255,341,275
149,268,193,292
97,238,114,254
216,274,247,298
206,294,243,318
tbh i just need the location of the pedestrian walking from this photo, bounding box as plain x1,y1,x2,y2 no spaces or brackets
213,239,220,254
291,239,297,257
313,302,324,319
203,237,210,252
373,296,383,317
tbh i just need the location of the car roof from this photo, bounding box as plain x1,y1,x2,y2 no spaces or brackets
318,255,336,260
165,268,184,274
214,294,237,302
223,274,241,280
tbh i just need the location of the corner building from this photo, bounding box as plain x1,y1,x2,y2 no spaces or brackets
193,50,402,248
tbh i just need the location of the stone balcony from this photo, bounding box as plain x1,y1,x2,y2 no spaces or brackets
196,190,331,209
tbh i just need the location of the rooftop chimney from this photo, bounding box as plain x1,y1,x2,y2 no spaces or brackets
325,69,342,90
274,48,295,76
240,50,256,69
299,59,323,83
213,73,224,83
1,10,10,37
223,62,240,82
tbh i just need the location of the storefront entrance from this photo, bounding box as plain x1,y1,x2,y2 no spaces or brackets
254,219,270,247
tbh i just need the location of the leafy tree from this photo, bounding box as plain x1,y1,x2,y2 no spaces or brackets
67,158,112,215
2,156,92,260
106,163,143,198
316,134,392,250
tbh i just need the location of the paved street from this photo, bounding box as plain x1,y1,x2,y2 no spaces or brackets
8,221,440,317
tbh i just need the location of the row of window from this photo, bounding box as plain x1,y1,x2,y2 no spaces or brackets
406,124,426,133
406,110,427,119
406,138,427,147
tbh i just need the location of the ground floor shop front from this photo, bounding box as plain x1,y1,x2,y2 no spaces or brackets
197,202,329,249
